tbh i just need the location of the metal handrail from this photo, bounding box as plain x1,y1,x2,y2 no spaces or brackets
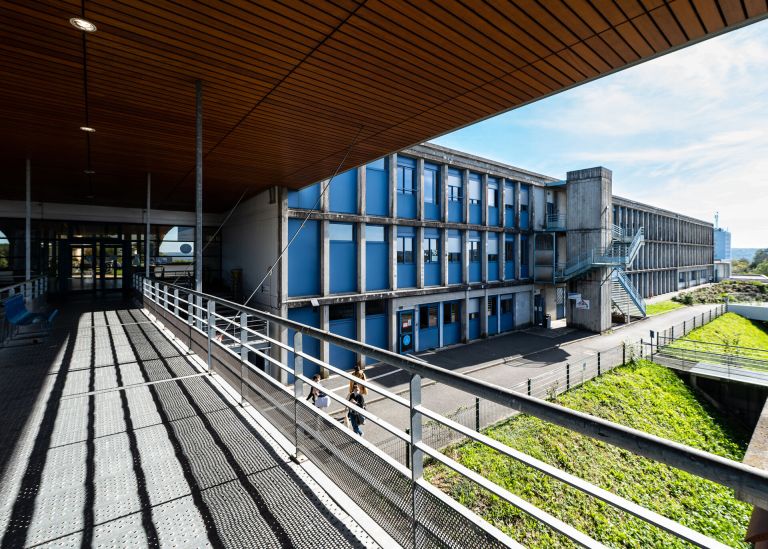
613,269,646,315
0,275,48,302
133,274,768,546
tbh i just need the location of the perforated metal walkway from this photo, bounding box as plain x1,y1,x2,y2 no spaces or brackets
0,296,375,548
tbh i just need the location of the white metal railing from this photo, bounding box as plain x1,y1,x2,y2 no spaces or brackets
133,275,759,548
546,213,566,230
0,275,48,303
613,269,646,316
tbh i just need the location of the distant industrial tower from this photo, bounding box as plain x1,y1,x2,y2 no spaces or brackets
713,212,732,281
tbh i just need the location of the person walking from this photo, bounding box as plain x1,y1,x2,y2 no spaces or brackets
307,374,330,410
347,383,366,437
348,364,368,396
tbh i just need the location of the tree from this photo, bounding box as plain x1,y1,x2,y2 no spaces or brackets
754,261,768,276
732,258,750,274
751,248,768,269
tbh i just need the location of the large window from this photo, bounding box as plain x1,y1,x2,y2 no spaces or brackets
448,234,461,263
397,236,413,263
488,298,497,316
397,164,415,195
329,222,353,241
444,302,460,323
468,176,481,205
423,237,439,263
505,238,514,259
365,224,385,242
419,304,438,328
469,241,480,262
487,185,498,208
447,171,462,202
0,230,8,269
487,237,498,262
501,298,513,314
424,166,438,204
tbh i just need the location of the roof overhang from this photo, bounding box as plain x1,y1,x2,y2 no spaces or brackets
1,1,766,211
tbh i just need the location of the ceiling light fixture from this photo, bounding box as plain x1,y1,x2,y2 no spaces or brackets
70,17,97,32
84,169,96,175
80,126,95,132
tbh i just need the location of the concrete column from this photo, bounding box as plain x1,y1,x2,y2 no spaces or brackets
358,165,366,216
499,179,506,228
515,233,522,279
194,80,203,294
358,222,366,293
481,293,488,336
278,188,289,308
440,228,449,286
356,301,365,366
481,231,488,283
515,181,521,228
277,304,289,383
319,305,330,377
389,154,397,218
145,173,151,278
416,226,424,289
388,299,398,352
25,159,31,282
565,167,613,333
462,169,470,224
482,173,489,226
462,292,470,342
417,158,425,221
437,301,444,348
440,165,448,222
321,221,330,296
389,225,397,290
320,179,330,212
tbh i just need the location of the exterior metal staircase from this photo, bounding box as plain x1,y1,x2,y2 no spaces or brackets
555,225,647,317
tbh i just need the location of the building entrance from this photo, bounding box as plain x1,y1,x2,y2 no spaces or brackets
62,239,129,292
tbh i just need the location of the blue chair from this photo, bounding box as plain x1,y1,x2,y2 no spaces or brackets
2,294,58,341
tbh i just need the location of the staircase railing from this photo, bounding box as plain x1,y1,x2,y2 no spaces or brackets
613,269,646,316
626,227,645,266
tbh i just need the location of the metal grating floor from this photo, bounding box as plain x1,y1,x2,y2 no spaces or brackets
0,296,375,548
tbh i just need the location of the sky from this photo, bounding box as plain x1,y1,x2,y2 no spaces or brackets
433,19,768,248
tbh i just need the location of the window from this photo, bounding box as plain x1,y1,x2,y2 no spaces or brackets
505,239,514,259
469,241,480,262
397,237,413,263
367,157,386,171
444,302,459,323
520,236,529,266
366,300,386,315
468,176,481,205
487,186,497,207
424,166,438,204
447,170,462,202
419,304,438,328
397,165,415,194
329,222,353,241
469,311,480,320
329,303,355,320
487,298,497,316
423,237,439,263
501,298,513,314
448,233,461,263
366,225,385,242
487,237,498,262
504,184,515,207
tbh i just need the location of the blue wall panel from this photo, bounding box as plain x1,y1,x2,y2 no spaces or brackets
419,325,439,351
520,185,530,229
365,314,387,365
504,182,515,228
488,208,499,226
488,261,499,281
288,219,320,296
505,260,515,280
330,316,356,370
329,168,358,214
287,307,321,379
469,232,481,283
397,227,416,288
397,156,417,219
424,162,440,220
500,295,515,332
329,224,356,294
423,229,440,286
366,159,389,217
288,183,321,210
366,241,388,291
488,296,499,336
469,317,481,340
443,301,461,346
397,193,417,219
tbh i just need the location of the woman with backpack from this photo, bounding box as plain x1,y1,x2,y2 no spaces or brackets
347,382,366,437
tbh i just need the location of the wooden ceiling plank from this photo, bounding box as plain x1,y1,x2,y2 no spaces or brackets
691,0,728,31
668,0,707,39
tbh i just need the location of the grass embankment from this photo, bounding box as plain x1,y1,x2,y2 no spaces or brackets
669,312,768,360
674,280,768,305
426,361,751,548
645,300,687,316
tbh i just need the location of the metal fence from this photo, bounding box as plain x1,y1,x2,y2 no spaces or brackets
0,275,49,345
133,274,766,548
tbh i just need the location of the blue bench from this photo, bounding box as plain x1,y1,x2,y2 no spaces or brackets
2,294,58,340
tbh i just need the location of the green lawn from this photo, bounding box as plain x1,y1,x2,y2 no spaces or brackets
645,300,687,316
425,361,751,548
669,312,768,360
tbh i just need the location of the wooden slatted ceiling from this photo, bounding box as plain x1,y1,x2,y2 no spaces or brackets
0,0,765,212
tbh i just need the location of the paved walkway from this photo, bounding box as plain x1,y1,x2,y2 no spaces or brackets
0,296,374,548
325,304,720,447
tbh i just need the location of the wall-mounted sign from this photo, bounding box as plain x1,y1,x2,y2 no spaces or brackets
576,298,590,310
568,293,581,301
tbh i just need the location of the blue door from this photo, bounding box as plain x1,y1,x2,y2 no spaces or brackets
556,287,566,319
418,303,439,351
442,301,461,346
500,295,515,332
487,296,499,336
468,298,481,340
329,304,356,370
398,310,415,354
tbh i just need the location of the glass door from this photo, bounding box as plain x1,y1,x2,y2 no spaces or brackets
70,244,95,291
100,244,124,290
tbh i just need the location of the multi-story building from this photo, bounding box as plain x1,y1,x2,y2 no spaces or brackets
217,143,714,379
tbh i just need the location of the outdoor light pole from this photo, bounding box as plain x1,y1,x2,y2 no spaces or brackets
25,158,31,284
195,79,203,294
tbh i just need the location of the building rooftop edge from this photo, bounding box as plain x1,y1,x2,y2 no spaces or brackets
612,195,713,226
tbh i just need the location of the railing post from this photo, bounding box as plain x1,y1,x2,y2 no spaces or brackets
409,373,423,546
597,352,601,376
622,342,626,365
527,378,531,396
671,326,675,340
206,299,214,373
240,312,248,406
640,338,644,359
174,288,179,316
566,363,570,390
187,293,193,326
475,397,480,432
293,332,303,459
683,320,686,335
